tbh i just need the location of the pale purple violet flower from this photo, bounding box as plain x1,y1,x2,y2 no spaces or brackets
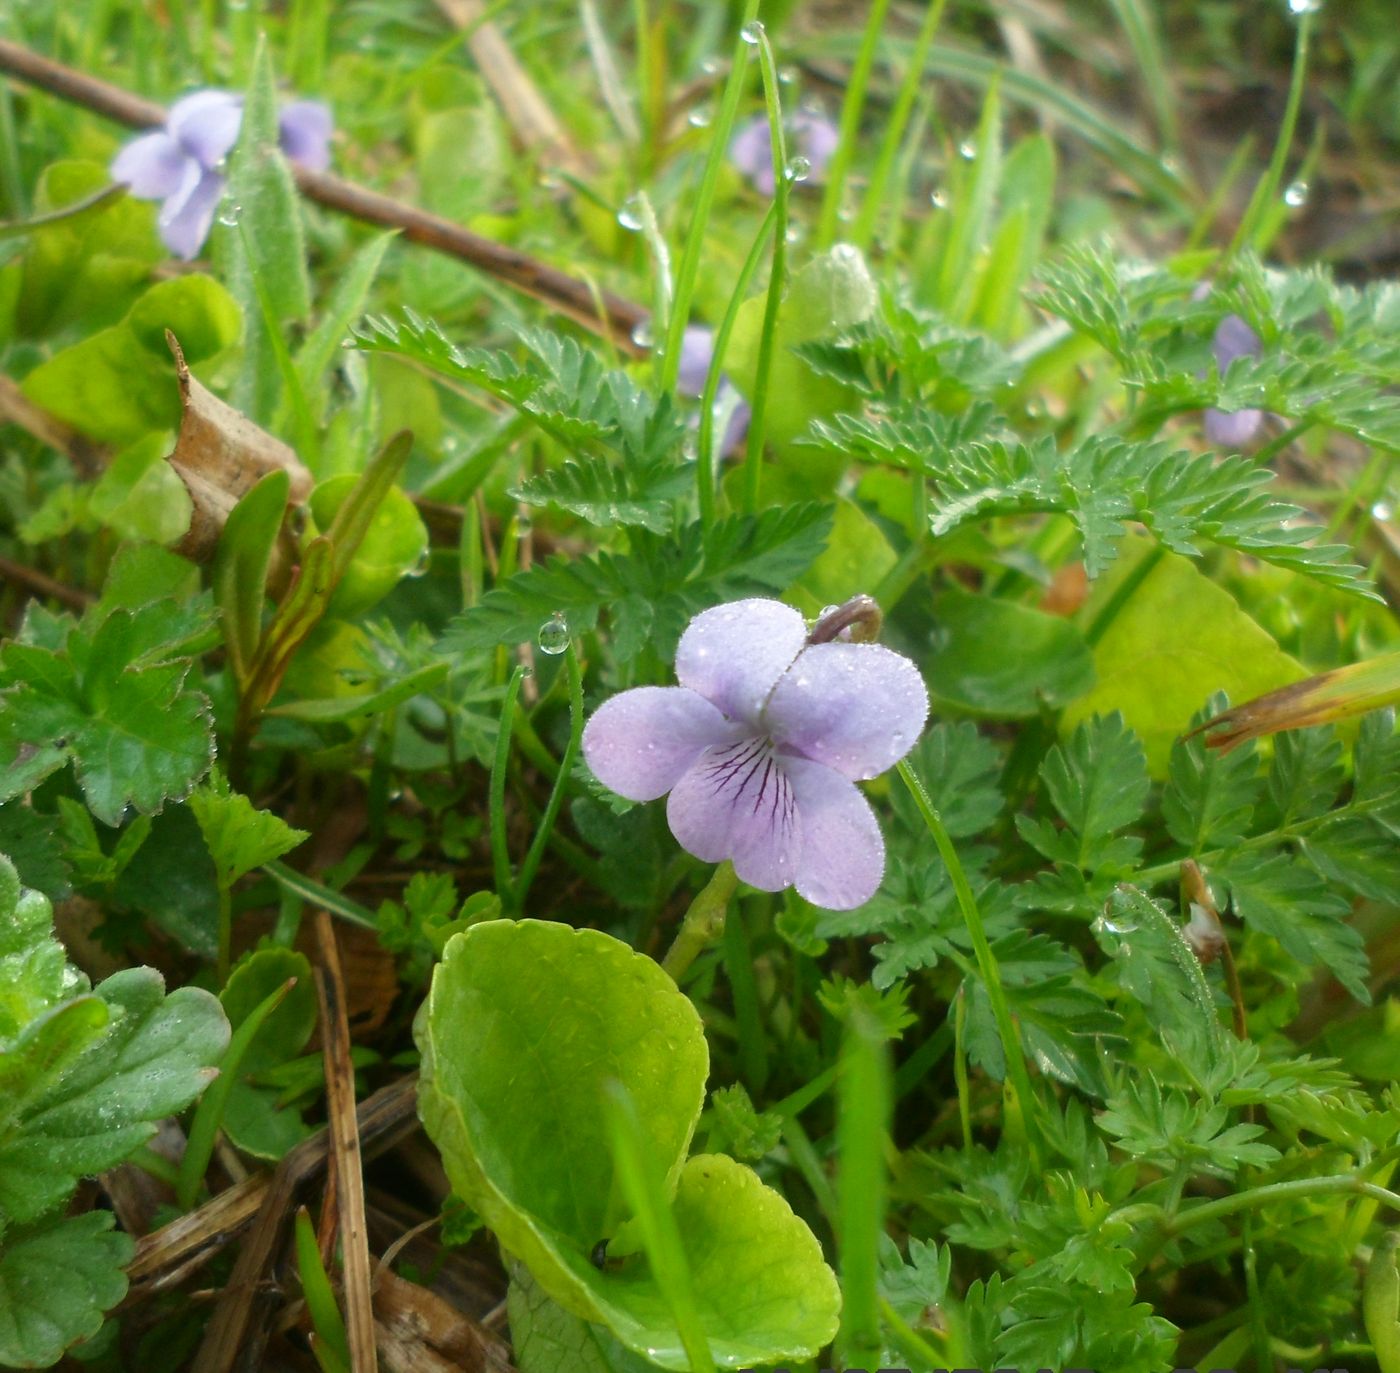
111,91,333,260
730,109,840,196
1204,313,1265,448
582,597,928,909
679,324,751,457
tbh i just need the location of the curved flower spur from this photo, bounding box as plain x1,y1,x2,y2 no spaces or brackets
582,596,928,910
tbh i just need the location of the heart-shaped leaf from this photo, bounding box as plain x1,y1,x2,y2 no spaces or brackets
417,919,840,1369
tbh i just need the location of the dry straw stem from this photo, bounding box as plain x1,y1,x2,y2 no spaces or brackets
314,908,380,1373
0,39,646,350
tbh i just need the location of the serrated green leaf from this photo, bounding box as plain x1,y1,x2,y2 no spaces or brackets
1017,714,1149,870
0,1211,133,1368
190,777,309,891
0,598,215,827
1218,849,1370,1003
443,505,832,662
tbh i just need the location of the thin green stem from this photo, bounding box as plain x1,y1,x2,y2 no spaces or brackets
896,759,1041,1166
514,643,584,912
740,30,791,515
661,861,738,981
850,0,947,252
660,0,761,394
696,199,777,527
216,884,233,985
489,665,528,906
835,1012,890,1371
816,0,891,249
1229,8,1314,256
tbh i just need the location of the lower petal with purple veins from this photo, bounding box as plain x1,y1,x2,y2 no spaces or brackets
667,737,802,890
784,756,885,910
582,686,744,803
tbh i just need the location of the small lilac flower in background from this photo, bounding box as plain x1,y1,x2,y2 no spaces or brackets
679,324,751,457
582,596,928,909
729,109,839,196
1204,313,1266,448
111,91,333,260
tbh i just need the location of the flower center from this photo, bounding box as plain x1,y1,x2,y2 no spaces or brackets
700,736,795,825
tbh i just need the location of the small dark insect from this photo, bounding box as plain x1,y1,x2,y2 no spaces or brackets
590,1238,625,1272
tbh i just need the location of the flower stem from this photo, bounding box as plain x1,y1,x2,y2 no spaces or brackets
489,665,529,907
696,199,777,528
660,0,761,395
740,28,791,516
1229,5,1314,256
661,861,738,981
896,758,1041,1166
514,642,583,913
816,0,891,250
849,0,947,252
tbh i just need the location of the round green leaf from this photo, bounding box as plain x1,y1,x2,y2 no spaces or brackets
929,585,1096,717
1064,538,1305,774
127,274,242,362
309,474,429,617
417,921,841,1369
417,920,708,1306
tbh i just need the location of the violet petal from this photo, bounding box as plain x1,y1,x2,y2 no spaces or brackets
1212,314,1262,370
766,642,928,780
278,100,334,171
168,90,244,169
730,114,777,195
582,686,744,802
666,738,801,889
785,756,884,910
111,132,189,199
678,325,715,397
1204,406,1265,448
158,163,226,259
675,598,807,725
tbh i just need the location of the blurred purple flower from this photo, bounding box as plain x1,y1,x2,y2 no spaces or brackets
679,324,751,457
111,90,333,260
582,597,928,909
729,109,840,196
1204,313,1265,448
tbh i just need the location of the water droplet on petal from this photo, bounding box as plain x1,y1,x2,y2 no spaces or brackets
740,19,764,44
537,613,570,655
1283,179,1309,208
617,195,645,231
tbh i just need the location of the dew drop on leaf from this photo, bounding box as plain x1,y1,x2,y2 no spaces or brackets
784,156,811,183
1283,179,1309,207
538,613,570,655
740,19,764,43
617,196,644,231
